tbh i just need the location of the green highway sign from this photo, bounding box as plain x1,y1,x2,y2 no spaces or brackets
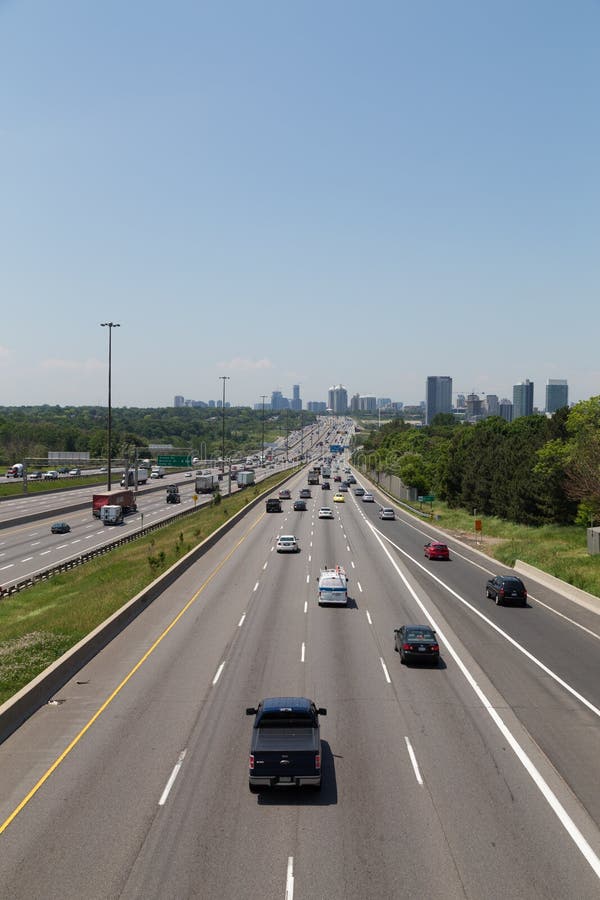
423,494,435,502
157,454,192,467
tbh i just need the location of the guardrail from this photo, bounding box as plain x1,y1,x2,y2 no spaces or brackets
0,465,303,743
0,467,298,599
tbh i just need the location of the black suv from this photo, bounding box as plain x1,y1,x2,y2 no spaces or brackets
485,575,527,606
266,498,282,513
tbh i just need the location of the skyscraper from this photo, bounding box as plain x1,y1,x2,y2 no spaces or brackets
546,380,568,413
291,384,302,411
499,399,513,422
425,376,452,425
328,385,348,414
513,379,534,419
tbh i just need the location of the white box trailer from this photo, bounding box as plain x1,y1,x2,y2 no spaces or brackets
100,504,124,525
317,566,349,605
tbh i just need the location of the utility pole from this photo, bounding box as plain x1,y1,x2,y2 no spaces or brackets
219,376,230,474
260,394,268,466
101,322,120,490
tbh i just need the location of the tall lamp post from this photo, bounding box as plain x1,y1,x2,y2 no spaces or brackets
260,394,268,466
219,376,230,473
101,322,120,490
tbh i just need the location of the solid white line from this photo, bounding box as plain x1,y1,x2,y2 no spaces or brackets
380,657,391,683
368,521,600,880
304,601,308,614
366,610,372,625
212,662,225,685
253,581,259,592
357,582,363,593
301,643,305,662
405,736,424,785
238,613,246,627
375,529,600,719
285,856,294,900
158,749,187,806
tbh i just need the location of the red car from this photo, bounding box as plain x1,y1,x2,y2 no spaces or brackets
424,541,450,561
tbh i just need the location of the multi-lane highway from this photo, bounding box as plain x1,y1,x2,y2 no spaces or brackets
1,461,599,898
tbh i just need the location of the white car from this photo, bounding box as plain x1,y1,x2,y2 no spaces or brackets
69,468,81,476
378,507,395,520
150,471,160,479
276,534,299,553
318,507,334,519
362,492,375,502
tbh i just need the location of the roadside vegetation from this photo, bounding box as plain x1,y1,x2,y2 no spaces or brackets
0,405,314,470
353,397,600,597
0,472,290,705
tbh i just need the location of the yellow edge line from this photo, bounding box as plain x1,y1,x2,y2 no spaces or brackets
0,510,265,835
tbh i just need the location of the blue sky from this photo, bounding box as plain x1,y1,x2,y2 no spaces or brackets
1,1,598,409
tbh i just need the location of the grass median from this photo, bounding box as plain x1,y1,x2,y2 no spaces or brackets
0,473,291,705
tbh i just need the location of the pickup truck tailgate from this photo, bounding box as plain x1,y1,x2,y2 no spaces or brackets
252,728,320,780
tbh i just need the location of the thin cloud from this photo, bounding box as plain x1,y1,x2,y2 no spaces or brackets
218,357,274,372
0,345,10,364
40,358,105,372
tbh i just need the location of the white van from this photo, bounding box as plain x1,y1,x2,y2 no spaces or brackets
317,566,349,606
100,504,124,525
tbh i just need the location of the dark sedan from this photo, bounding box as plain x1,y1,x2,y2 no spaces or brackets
321,481,330,490
485,575,527,606
293,499,307,511
394,625,440,665
424,541,450,561
51,521,71,534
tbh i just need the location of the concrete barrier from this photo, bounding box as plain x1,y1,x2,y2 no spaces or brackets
514,560,600,615
0,469,300,744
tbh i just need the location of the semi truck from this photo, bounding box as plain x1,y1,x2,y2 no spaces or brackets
92,489,137,517
150,466,165,478
308,468,320,485
195,473,220,493
236,470,256,488
120,467,148,487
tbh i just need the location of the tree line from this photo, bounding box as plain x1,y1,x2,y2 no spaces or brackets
0,406,314,464
354,399,600,526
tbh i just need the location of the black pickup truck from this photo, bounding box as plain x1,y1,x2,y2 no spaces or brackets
246,697,327,793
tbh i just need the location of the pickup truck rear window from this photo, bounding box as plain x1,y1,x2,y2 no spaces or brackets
257,714,315,728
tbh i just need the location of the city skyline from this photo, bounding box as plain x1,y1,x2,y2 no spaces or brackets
171,374,571,417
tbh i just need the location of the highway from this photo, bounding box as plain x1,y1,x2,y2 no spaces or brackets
1,459,598,898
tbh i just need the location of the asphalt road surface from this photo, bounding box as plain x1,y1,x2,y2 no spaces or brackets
1,465,598,899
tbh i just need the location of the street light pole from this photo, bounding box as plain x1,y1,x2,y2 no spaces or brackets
219,376,230,473
260,394,268,466
101,322,120,490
